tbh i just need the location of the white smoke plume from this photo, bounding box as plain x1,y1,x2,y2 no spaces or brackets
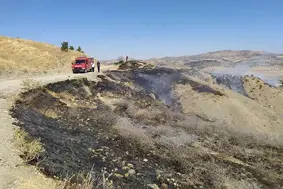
211,57,281,87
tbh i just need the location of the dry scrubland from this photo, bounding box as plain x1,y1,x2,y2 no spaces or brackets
11,61,283,189
0,36,86,77
2,36,283,188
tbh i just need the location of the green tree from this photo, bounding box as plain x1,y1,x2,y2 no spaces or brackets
61,41,69,52
69,46,74,50
77,46,82,52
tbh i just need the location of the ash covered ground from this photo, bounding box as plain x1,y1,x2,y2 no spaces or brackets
11,61,283,189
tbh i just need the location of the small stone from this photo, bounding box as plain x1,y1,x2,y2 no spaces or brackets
147,184,160,189
128,169,136,176
127,163,134,168
114,173,124,178
122,166,129,170
125,173,130,178
143,158,148,162
149,93,156,100
155,170,162,179
161,183,168,189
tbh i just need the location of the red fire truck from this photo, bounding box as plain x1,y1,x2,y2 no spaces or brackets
72,57,94,73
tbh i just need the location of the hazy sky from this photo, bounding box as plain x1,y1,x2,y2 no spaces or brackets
1,0,282,59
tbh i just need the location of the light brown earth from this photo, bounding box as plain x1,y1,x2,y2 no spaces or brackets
0,36,90,79
175,77,283,143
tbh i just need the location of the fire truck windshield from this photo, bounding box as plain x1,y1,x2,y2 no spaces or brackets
75,60,86,64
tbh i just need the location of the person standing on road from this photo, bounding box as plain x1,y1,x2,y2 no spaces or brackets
126,55,128,62
97,61,100,73
91,62,95,72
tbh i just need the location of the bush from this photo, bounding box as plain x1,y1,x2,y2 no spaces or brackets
13,128,45,162
114,60,124,65
69,46,74,50
77,46,82,52
21,78,40,90
61,41,69,52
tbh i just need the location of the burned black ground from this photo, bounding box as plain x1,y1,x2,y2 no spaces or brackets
10,66,283,189
11,77,192,188
211,74,249,96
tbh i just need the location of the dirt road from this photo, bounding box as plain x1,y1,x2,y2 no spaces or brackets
0,72,98,189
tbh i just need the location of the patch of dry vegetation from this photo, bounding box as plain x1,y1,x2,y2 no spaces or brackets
13,128,45,162
21,78,41,90
118,60,155,70
56,168,117,189
0,36,87,76
242,75,283,114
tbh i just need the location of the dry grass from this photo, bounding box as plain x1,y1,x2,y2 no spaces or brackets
111,97,283,188
57,172,95,189
21,78,41,90
113,117,155,149
113,116,198,152
0,36,89,75
13,128,45,162
210,167,262,189
56,168,115,189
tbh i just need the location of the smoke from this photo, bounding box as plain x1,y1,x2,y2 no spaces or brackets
106,68,186,108
212,74,248,96
211,59,281,87
134,71,182,107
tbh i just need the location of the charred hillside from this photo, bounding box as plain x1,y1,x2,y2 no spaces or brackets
11,63,283,189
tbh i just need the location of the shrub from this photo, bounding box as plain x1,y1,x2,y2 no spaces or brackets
114,60,124,65
13,128,45,162
61,41,69,52
69,46,74,50
21,78,40,90
57,168,115,189
77,46,82,52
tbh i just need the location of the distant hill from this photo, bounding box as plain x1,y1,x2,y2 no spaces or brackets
0,36,88,76
147,50,283,68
